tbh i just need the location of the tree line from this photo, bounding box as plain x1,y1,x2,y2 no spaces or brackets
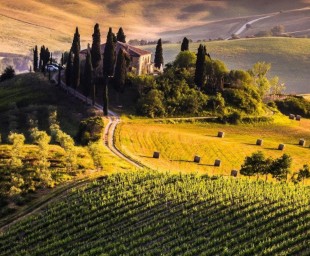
240,151,309,184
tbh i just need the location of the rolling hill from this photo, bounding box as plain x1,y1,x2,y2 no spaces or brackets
142,37,310,93
115,116,310,180
0,0,309,56
0,171,309,255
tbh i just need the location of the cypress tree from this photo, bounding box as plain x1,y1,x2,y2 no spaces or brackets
154,39,164,69
71,27,81,55
71,27,80,91
113,48,127,93
33,45,38,72
113,33,117,44
72,51,80,90
103,27,115,77
103,83,108,116
40,45,45,72
61,53,64,66
83,49,93,105
91,23,101,69
65,50,73,87
116,27,126,43
194,44,206,89
181,37,189,51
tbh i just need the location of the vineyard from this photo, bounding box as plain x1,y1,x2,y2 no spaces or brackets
1,171,309,255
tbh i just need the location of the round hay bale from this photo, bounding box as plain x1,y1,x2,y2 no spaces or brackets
153,152,160,159
218,131,225,138
256,139,263,146
194,156,201,163
296,115,301,121
278,144,285,150
299,139,306,147
214,159,221,167
231,170,238,177
289,114,295,120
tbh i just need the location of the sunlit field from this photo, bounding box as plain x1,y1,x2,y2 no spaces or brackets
115,115,310,180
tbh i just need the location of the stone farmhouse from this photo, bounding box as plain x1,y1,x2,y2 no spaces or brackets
80,41,154,76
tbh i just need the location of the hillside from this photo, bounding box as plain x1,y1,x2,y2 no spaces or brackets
115,116,310,180
142,37,310,93
0,171,309,255
0,0,309,56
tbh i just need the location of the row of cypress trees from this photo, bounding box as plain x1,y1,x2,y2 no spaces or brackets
65,26,128,115
33,45,51,72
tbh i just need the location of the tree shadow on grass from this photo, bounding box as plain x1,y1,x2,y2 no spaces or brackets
170,159,193,163
138,155,154,159
265,147,281,151
198,163,215,167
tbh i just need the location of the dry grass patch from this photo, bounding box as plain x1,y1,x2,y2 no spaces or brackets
115,116,310,179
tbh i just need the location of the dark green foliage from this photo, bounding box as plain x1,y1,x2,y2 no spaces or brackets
82,50,93,101
174,51,196,69
181,37,189,51
65,51,73,87
116,27,126,43
71,27,81,55
154,39,163,69
113,33,117,44
240,151,292,182
103,28,116,77
113,49,127,92
91,23,101,70
223,86,262,114
33,46,38,72
204,58,228,94
194,44,206,88
61,53,64,66
296,165,310,184
72,44,80,90
76,116,104,145
0,66,15,82
269,154,292,182
39,46,50,72
103,81,108,116
275,96,310,118
240,151,270,178
135,68,208,117
137,89,166,118
71,27,81,90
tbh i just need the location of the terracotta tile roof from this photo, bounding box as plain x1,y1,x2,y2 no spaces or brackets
80,41,151,57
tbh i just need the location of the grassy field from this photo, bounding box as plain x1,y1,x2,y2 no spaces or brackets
115,115,310,180
0,171,309,255
142,37,310,93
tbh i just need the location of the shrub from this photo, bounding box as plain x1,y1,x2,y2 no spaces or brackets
76,116,104,145
0,66,15,82
275,96,310,117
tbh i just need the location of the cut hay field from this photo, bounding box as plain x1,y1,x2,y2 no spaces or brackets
115,116,310,180
142,37,310,93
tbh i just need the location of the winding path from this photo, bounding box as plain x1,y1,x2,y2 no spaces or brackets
53,72,143,169
226,15,273,40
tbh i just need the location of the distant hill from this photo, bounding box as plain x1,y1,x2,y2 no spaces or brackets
142,37,310,93
0,0,309,56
